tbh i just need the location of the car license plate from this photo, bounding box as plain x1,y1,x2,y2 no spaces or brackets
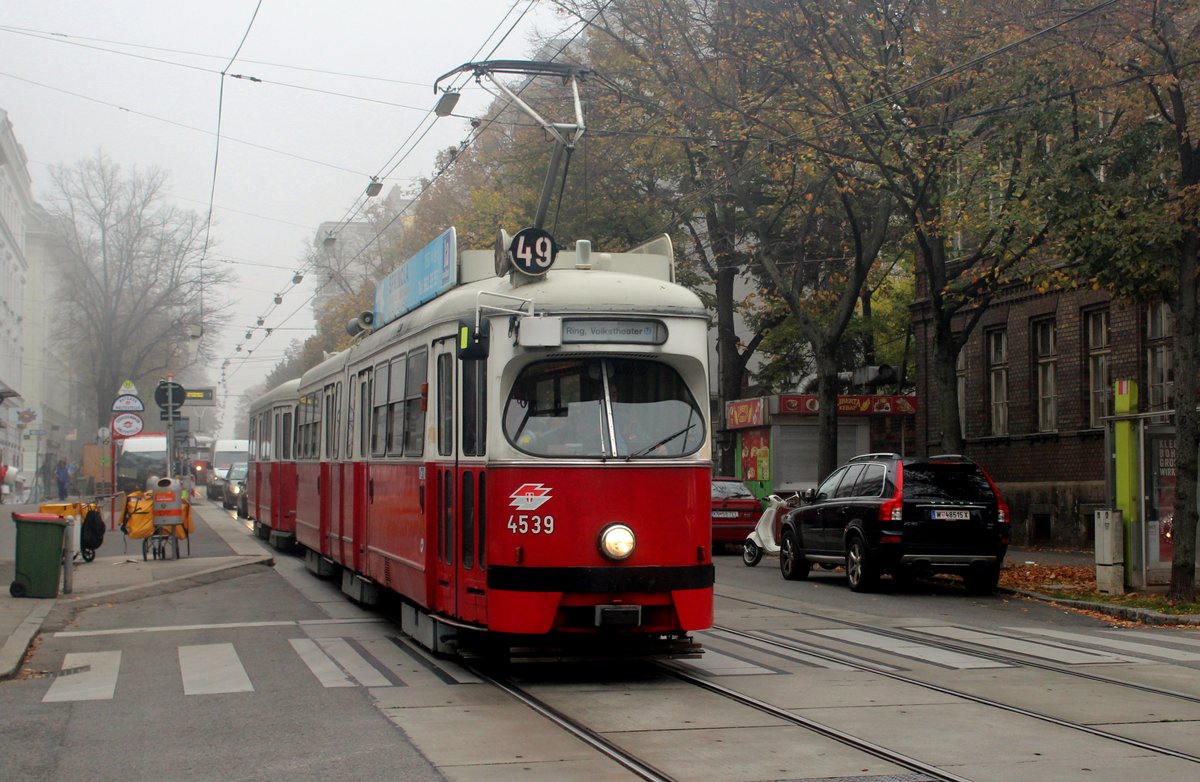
712,510,739,518
931,510,971,520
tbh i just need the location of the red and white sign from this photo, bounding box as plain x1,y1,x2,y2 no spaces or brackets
112,412,144,438
509,483,552,511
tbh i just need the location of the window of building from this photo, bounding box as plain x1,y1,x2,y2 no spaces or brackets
1147,302,1174,412
1035,319,1056,432
1086,309,1111,428
988,329,1008,436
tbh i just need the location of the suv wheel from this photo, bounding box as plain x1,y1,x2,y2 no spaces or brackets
779,529,810,581
964,563,1001,595
846,536,878,592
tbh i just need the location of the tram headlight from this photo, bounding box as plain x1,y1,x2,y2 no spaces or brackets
599,523,636,561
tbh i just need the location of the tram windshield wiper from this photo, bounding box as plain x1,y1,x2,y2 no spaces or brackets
626,424,695,460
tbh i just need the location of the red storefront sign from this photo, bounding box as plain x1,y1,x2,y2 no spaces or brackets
774,394,918,416
725,398,766,429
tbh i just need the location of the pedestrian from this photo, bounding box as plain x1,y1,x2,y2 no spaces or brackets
55,459,70,500
0,462,8,505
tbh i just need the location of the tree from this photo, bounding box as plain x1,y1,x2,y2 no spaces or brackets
1052,0,1199,601
743,0,1066,454
46,151,232,428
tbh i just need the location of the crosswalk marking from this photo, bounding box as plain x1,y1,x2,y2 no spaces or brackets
179,643,254,695
705,629,865,671
43,651,122,702
811,628,1010,669
915,626,1142,664
290,639,356,688
675,646,778,676
1107,629,1200,650
1007,627,1200,662
315,638,393,687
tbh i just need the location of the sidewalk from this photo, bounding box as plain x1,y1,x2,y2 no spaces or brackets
1,498,273,680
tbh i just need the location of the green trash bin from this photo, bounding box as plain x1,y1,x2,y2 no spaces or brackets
10,513,68,598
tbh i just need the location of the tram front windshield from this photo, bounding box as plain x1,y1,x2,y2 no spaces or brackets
504,358,705,458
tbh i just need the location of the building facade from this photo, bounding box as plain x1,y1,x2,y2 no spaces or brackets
912,278,1160,547
0,108,83,498
0,109,32,472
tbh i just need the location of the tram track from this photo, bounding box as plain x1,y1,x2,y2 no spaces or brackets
717,591,1200,705
469,658,967,782
711,594,1200,765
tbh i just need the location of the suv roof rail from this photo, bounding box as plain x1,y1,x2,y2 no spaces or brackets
926,453,971,461
849,452,901,462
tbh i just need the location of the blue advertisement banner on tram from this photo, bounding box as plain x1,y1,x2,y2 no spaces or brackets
373,227,458,328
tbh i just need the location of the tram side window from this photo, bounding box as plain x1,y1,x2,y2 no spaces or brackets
347,375,357,457
463,358,486,457
333,382,342,459
358,369,372,459
310,391,322,460
387,357,406,456
323,384,336,460
249,417,259,461
372,361,389,458
296,393,313,459
261,413,272,461
404,349,428,456
281,408,294,460
437,353,452,457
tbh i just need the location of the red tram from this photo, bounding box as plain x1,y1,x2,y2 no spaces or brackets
248,228,714,656
246,378,299,549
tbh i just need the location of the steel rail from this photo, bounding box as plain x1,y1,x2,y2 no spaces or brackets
713,622,1200,765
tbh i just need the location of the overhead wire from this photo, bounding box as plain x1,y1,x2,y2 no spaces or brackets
0,23,431,87
197,0,265,356
221,0,554,388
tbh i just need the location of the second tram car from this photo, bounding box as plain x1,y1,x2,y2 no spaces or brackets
246,378,299,549
249,229,714,656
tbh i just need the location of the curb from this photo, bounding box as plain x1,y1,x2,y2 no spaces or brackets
0,599,54,681
0,555,275,680
61,555,276,606
1001,586,1200,626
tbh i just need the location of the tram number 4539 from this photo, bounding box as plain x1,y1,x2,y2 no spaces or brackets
507,514,555,534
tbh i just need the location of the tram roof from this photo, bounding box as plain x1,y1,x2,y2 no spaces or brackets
296,237,706,390
250,377,300,410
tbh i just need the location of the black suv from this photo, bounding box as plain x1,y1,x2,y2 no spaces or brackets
778,453,1010,593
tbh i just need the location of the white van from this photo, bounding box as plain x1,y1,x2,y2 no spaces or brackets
207,439,249,500
117,435,168,493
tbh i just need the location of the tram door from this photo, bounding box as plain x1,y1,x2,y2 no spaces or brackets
320,382,340,558
457,351,488,624
434,343,457,618
350,368,372,573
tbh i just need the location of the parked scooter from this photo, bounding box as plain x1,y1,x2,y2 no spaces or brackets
742,493,799,566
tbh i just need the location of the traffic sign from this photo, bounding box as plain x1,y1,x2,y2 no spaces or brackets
112,413,144,438
118,379,140,397
155,381,186,410
112,393,145,412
